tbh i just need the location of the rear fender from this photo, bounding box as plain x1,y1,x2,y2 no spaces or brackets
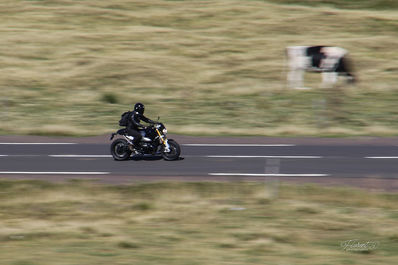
110,128,128,141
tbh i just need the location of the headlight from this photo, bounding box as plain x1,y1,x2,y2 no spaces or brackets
163,128,167,134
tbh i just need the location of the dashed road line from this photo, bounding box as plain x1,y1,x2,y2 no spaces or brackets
183,144,296,147
365,157,398,159
49,155,112,158
0,171,109,175
209,173,330,177
0,143,76,145
206,155,322,159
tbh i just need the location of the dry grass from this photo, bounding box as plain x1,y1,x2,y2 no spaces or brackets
0,180,397,264
1,0,398,136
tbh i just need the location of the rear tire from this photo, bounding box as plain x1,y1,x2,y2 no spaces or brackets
110,139,132,161
162,139,181,161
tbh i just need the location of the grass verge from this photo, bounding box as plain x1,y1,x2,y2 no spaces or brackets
0,180,397,264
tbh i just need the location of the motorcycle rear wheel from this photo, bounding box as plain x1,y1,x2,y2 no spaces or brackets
110,139,132,161
162,139,181,161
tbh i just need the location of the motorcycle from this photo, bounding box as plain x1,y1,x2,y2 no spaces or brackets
109,121,181,161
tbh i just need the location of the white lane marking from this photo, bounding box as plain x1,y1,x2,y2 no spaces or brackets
209,173,330,177
183,144,296,147
1,154,320,159
49,155,112,158
0,155,40,157
0,171,109,175
207,155,322,159
0,143,76,145
366,156,398,159
0,143,291,146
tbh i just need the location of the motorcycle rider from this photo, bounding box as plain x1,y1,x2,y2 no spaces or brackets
127,103,155,152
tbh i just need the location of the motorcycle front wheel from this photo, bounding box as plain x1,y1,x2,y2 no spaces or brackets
162,139,181,161
110,139,132,161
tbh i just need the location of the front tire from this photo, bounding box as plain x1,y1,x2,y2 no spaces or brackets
110,139,132,161
162,139,181,161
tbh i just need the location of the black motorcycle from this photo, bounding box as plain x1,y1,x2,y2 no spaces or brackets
110,122,181,161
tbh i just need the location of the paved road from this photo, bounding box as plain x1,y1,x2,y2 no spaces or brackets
0,135,397,190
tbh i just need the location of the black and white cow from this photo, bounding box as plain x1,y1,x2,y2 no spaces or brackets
286,46,355,89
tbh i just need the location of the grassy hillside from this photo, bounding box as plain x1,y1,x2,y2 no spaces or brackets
1,0,398,136
0,180,397,264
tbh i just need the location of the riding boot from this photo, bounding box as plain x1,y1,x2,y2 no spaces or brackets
133,142,144,155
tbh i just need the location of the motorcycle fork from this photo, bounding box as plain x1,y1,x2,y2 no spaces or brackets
156,129,170,152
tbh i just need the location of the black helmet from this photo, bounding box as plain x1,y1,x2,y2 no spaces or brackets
134,102,145,114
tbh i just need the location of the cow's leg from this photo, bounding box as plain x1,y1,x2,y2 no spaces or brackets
346,73,356,84
286,46,310,89
288,69,305,89
321,72,338,87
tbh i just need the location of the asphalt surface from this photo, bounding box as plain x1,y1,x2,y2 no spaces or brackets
0,135,397,190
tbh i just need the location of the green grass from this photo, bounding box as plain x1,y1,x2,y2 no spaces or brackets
0,180,397,264
1,0,398,136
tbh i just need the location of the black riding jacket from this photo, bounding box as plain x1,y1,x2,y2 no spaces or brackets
128,111,154,130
